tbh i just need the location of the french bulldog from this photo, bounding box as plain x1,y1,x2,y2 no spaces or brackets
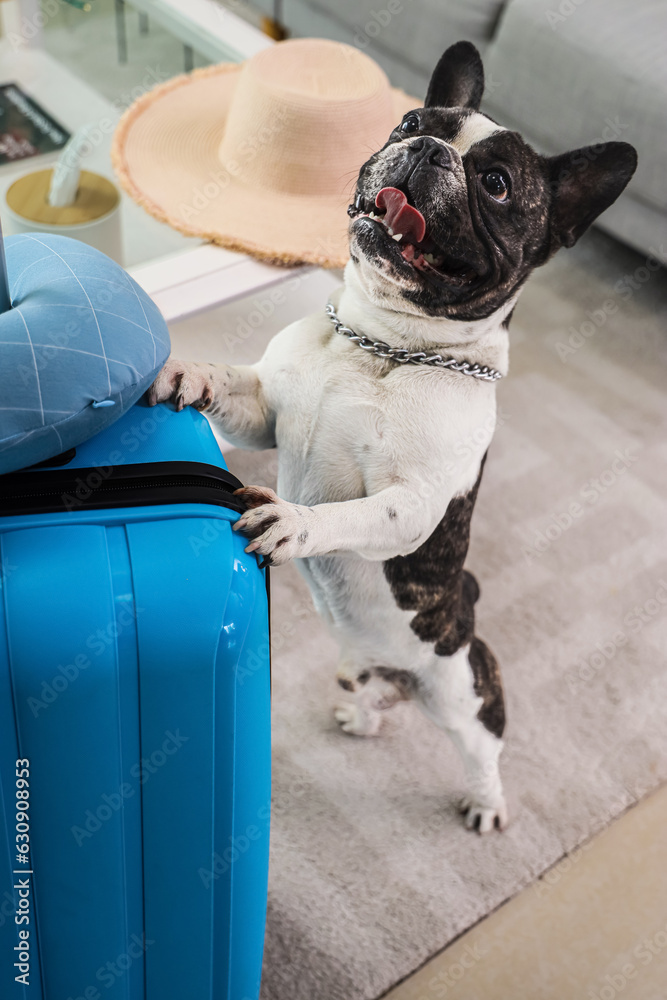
148,42,637,832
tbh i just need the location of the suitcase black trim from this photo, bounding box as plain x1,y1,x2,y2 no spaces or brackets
0,461,247,516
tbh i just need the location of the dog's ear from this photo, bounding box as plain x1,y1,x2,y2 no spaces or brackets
425,41,484,111
548,142,637,249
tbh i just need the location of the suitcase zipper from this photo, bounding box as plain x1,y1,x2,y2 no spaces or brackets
0,462,247,516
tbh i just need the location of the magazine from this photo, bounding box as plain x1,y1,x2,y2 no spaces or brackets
0,83,70,165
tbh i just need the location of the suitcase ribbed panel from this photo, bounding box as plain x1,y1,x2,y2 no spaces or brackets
222,566,270,999
106,525,145,999
0,545,41,1000
127,516,234,997
0,405,270,1000
1,525,142,999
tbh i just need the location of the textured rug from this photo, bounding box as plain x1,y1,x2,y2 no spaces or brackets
172,230,667,1000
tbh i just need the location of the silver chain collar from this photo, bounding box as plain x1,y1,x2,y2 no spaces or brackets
325,302,503,382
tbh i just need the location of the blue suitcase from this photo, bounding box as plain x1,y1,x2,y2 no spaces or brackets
0,402,271,1000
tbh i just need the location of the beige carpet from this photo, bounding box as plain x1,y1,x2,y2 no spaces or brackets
171,229,667,1000
384,785,667,1000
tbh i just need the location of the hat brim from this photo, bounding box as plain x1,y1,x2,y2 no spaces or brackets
111,63,419,269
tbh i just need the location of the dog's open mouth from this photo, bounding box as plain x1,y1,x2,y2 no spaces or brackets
351,187,478,286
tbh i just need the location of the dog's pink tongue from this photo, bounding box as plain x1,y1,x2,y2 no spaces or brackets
376,187,426,244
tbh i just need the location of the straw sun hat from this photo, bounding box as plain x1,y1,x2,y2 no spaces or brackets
111,38,417,268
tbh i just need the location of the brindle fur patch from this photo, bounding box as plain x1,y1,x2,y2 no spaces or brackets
383,453,506,736
383,455,487,656
372,666,418,699
469,636,505,738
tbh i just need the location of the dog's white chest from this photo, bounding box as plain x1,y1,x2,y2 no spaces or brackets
261,318,411,507
259,313,497,517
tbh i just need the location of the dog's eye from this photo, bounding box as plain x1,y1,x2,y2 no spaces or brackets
399,114,420,135
481,170,510,202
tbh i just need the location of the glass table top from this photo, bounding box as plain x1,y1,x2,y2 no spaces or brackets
0,0,270,269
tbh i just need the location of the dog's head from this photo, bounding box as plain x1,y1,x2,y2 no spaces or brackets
348,41,637,320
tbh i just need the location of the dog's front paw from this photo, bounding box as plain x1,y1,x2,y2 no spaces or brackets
147,359,216,411
458,796,508,834
233,486,314,566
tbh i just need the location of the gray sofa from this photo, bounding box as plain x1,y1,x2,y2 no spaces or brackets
249,0,666,258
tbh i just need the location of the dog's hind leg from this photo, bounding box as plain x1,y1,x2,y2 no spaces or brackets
417,639,508,833
334,664,415,736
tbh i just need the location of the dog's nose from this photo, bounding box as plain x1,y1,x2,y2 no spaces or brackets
407,136,453,170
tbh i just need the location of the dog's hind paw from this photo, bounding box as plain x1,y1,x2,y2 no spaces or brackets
458,796,508,834
334,703,382,736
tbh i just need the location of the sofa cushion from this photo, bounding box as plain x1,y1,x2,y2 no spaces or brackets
483,0,667,214
0,233,170,474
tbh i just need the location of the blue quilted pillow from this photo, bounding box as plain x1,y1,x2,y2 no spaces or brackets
0,233,170,474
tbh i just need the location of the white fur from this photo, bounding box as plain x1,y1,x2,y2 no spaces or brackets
452,113,505,155
149,255,512,831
